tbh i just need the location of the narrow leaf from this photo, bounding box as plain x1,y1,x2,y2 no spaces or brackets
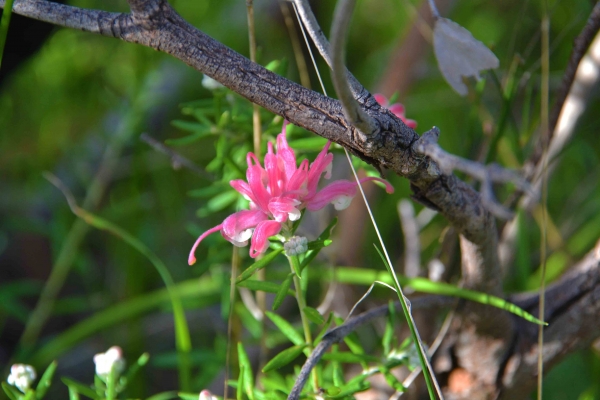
272,273,294,311
61,378,100,400
300,217,338,269
237,279,294,297
237,343,254,400
265,311,304,346
237,249,284,283
262,345,306,373
1,382,20,400
35,360,58,399
303,307,325,325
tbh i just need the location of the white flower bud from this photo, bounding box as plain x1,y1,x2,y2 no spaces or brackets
199,389,217,400
7,364,36,393
94,346,126,380
284,236,308,256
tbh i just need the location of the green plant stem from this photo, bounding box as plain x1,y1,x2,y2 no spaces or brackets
289,256,319,392
0,0,14,69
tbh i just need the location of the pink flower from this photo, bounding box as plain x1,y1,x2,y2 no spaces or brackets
188,122,394,263
374,94,417,129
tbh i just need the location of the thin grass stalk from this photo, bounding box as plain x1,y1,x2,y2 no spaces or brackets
537,7,550,400
0,0,14,69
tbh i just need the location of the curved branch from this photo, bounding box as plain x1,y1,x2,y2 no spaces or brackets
329,0,377,135
288,295,450,400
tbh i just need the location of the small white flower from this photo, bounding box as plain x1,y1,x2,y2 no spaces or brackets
7,364,36,393
94,346,126,380
284,236,308,256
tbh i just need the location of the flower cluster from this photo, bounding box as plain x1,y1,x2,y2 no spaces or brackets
189,122,394,262
374,94,417,129
7,364,36,393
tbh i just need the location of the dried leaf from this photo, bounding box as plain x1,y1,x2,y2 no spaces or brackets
433,17,499,96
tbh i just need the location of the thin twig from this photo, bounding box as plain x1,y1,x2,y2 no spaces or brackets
287,295,450,400
140,133,213,179
330,0,377,135
413,127,532,219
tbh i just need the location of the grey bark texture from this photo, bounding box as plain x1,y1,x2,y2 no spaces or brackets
2,1,598,399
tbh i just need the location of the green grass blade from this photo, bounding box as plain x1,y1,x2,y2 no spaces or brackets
0,0,15,70
45,172,193,390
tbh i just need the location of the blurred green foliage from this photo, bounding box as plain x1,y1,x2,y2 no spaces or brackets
1,0,600,399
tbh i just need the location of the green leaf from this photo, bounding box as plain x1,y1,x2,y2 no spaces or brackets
313,312,334,345
121,353,150,387
331,345,345,387
382,366,405,392
68,386,80,400
321,352,379,363
325,378,370,399
236,249,284,283
300,217,337,269
262,345,306,373
272,273,294,311
170,119,209,133
61,378,100,400
145,391,179,400
237,343,254,400
303,307,325,325
237,279,294,297
176,393,200,400
1,382,20,400
23,390,36,400
35,360,57,399
382,302,397,355
265,311,304,346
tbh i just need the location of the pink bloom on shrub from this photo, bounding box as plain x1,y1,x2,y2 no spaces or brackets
374,93,417,129
188,122,394,263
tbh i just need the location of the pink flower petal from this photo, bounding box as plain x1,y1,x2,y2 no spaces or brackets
374,93,388,106
305,180,357,211
249,220,282,258
221,209,269,244
307,141,333,196
276,124,298,181
388,103,406,117
268,196,302,222
189,224,223,265
358,176,395,194
230,179,255,203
